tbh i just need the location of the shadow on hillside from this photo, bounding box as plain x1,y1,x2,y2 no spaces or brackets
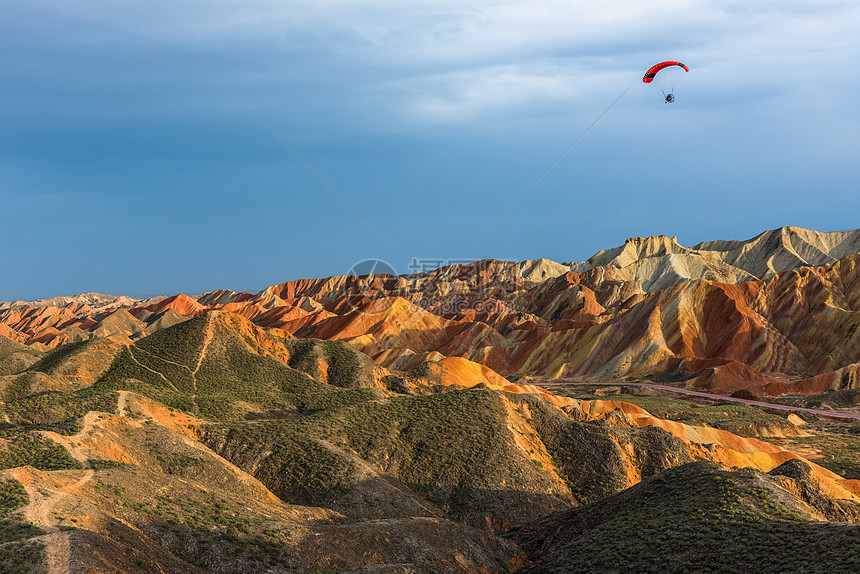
275,476,575,535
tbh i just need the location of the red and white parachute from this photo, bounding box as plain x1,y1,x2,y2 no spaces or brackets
643,61,689,103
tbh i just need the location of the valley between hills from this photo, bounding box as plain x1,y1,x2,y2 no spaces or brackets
2,225,860,573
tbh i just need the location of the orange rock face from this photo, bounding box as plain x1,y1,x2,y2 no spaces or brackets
3,227,860,398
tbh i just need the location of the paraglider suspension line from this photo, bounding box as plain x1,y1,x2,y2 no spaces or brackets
225,81,390,247
471,79,637,247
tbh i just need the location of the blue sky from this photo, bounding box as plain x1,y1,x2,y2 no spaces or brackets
2,0,859,301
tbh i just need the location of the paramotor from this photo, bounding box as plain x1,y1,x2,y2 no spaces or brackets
643,61,689,103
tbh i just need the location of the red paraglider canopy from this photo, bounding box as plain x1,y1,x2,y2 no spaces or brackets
643,61,689,83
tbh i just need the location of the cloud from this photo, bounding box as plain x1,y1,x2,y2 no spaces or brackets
386,59,634,125
15,1,860,128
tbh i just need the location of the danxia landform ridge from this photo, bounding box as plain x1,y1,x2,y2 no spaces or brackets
1,225,860,573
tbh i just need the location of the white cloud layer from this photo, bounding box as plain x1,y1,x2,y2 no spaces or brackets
8,1,854,130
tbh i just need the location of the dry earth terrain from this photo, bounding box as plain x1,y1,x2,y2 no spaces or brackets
1,226,860,573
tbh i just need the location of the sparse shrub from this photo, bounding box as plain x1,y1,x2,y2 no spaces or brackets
0,433,83,471
88,458,124,470
322,341,361,388
32,339,93,374
0,478,44,544
3,372,34,402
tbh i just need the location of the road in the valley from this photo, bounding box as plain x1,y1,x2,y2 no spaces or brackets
537,380,860,422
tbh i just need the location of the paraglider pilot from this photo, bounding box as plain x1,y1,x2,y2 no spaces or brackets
643,61,688,104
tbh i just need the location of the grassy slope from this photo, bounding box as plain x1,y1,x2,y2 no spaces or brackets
0,381,118,436
0,336,41,377
775,423,860,480
518,393,693,504
205,389,574,531
96,316,380,422
205,387,705,532
31,340,93,375
0,478,45,574
0,434,82,471
1,388,526,573
513,461,860,574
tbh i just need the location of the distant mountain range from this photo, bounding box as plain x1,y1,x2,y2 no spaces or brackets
3,226,859,399
0,292,165,311
570,226,860,289
7,226,858,308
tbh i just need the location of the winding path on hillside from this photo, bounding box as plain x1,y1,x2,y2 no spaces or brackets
127,321,215,417
126,346,180,392
5,467,95,574
189,319,214,417
538,380,860,421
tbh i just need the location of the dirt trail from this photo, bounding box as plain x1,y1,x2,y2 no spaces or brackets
193,318,214,375
5,467,95,574
14,409,105,573
188,317,215,417
41,409,110,466
126,345,180,392
119,317,215,417
117,390,131,418
133,346,194,373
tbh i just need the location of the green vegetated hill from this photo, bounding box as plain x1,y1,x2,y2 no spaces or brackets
30,339,94,376
513,460,860,574
0,310,859,572
96,312,382,420
206,389,573,531
0,335,41,377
